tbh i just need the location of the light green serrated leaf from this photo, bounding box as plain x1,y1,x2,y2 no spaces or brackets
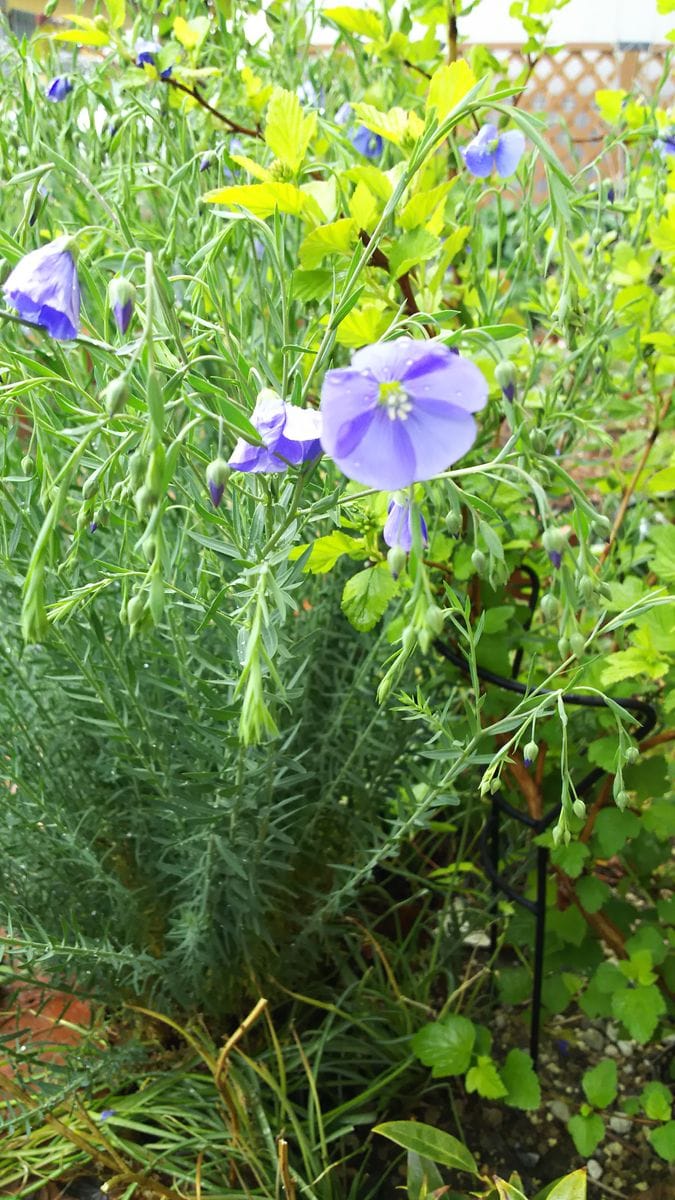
411,1015,475,1077
323,5,384,39
289,531,367,574
265,87,317,174
388,229,440,278
426,60,477,120
352,103,408,146
341,564,396,632
299,218,358,269
582,1059,618,1109
641,1082,672,1122
465,1056,507,1099
203,182,319,218
567,1112,605,1157
648,1120,675,1163
612,983,666,1043
53,27,110,45
501,1048,541,1110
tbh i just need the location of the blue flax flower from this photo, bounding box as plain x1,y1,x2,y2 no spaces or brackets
4,236,80,340
135,38,172,76
320,338,487,491
46,76,72,102
461,123,525,179
384,496,428,552
351,126,383,159
228,389,322,474
654,128,675,158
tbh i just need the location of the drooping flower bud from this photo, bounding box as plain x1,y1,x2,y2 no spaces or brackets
108,276,136,335
495,359,516,402
102,374,129,417
558,635,570,659
128,452,146,491
542,527,567,570
523,740,538,768
425,604,445,636
134,484,156,519
569,632,586,659
471,548,487,575
444,508,462,535
200,153,212,172
624,745,639,764
572,798,586,820
578,575,594,603
387,545,407,580
127,593,146,630
540,592,559,621
205,458,230,508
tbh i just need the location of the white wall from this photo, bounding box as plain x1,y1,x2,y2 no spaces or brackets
459,0,672,45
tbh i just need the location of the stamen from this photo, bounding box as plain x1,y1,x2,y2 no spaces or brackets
378,381,413,421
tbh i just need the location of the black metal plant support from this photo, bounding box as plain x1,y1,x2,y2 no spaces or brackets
436,566,657,1068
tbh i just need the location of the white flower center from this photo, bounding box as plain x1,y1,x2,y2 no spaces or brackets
378,381,412,421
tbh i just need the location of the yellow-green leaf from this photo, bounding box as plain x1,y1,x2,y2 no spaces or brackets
647,467,675,494
342,165,393,202
203,182,316,218
335,302,392,348
290,531,367,573
349,181,378,229
427,60,477,121
173,16,210,49
400,181,453,230
53,27,110,45
105,0,125,30
301,177,338,221
323,5,384,40
389,229,440,277
352,103,408,146
299,218,358,269
595,88,626,124
265,87,317,174
231,155,272,182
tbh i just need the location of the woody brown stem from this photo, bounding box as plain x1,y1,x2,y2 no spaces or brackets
358,230,428,325
598,393,672,566
162,77,262,139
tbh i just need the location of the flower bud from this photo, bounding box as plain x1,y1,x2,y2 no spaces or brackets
21,454,33,476
134,484,157,519
128,452,146,490
200,153,212,172
572,798,586,820
558,636,570,659
205,458,230,508
127,593,146,629
569,632,586,659
401,625,417,654
417,627,432,654
148,573,164,624
82,474,98,501
542,527,566,570
108,276,136,335
624,745,639,765
425,604,445,636
387,545,407,580
523,740,538,768
615,790,629,810
145,444,166,496
444,508,462,535
495,359,516,402
530,428,547,454
490,777,501,794
142,536,157,563
471,548,487,575
578,576,594,603
77,505,92,532
102,374,129,417
540,593,559,621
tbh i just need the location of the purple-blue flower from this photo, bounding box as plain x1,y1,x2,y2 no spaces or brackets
46,76,72,102
108,276,135,336
351,126,383,159
200,153,212,172
654,129,675,158
461,123,525,179
320,338,487,491
99,1109,116,1120
135,37,160,66
4,236,80,340
335,102,352,127
383,496,428,552
228,389,323,474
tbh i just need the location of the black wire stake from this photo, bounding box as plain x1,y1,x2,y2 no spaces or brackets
436,568,657,1068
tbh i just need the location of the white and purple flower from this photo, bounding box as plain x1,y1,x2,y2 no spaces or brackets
228,389,323,474
461,123,525,179
383,496,428,552
4,236,80,340
46,76,72,102
320,338,487,491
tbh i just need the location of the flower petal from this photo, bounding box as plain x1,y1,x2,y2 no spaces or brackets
494,129,525,178
461,123,498,178
351,338,438,383
403,352,488,414
327,407,417,490
404,403,478,480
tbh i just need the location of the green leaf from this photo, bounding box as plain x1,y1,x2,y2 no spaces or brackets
465,1056,507,1099
648,1121,675,1163
323,5,384,39
289,531,367,574
501,1048,541,1110
575,875,610,914
647,525,675,582
426,60,477,120
587,736,619,773
299,218,358,269
567,1112,605,1157
53,27,110,45
406,1151,444,1200
535,1169,587,1200
388,230,440,278
550,840,590,879
264,87,317,174
411,1015,476,1077
611,983,666,1043
105,0,125,28
373,1121,478,1175
341,564,396,632
640,1082,672,1121
582,1059,618,1109
291,269,333,302
352,102,408,146
203,182,318,218
593,809,641,857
